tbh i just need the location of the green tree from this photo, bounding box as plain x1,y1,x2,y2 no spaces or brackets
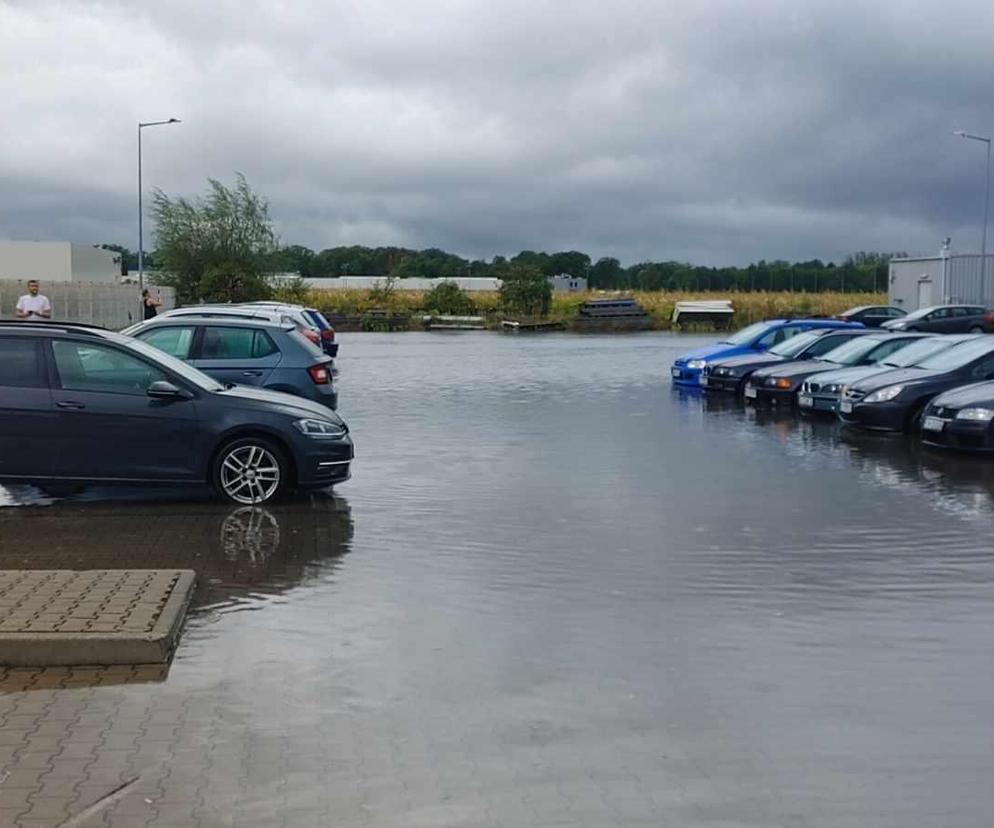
499,263,552,316
152,174,278,303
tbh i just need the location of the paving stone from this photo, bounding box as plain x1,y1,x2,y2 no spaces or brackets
0,570,195,666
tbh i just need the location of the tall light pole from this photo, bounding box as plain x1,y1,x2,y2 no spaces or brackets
138,118,180,303
953,130,991,300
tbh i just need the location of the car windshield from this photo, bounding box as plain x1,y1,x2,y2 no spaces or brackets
880,337,952,367
901,306,940,321
122,337,225,392
768,330,822,356
915,337,994,371
721,322,774,345
819,336,887,366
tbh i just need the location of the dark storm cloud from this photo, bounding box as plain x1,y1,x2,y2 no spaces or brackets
2,0,993,265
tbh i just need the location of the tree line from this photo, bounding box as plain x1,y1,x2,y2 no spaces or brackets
102,176,900,303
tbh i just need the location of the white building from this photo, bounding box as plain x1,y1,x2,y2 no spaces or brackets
0,241,122,283
305,274,588,293
889,243,994,311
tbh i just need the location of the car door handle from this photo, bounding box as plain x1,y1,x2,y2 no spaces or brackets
56,401,85,410
241,371,263,377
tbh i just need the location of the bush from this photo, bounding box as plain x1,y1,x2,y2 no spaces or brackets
499,263,552,317
424,281,475,315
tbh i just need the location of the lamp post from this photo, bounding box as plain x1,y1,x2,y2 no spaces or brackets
953,130,991,300
138,118,180,304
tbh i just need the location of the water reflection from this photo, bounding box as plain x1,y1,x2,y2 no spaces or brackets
0,491,354,614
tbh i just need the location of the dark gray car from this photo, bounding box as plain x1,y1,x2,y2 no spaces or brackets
881,304,994,333
123,317,338,409
0,321,352,504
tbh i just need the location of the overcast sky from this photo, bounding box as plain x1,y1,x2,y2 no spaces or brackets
2,0,994,266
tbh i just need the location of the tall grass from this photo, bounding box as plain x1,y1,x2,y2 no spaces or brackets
297,289,886,330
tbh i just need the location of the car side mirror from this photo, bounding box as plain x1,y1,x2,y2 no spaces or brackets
147,381,191,400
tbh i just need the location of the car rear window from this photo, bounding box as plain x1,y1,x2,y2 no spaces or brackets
0,337,44,388
303,309,331,330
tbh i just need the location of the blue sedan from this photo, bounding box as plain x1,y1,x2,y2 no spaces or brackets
671,318,864,386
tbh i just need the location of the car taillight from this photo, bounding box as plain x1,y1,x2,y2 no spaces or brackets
321,328,335,341
308,365,330,384
985,312,994,323
303,328,321,344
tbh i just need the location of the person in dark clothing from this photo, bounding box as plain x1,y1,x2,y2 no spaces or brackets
142,288,162,320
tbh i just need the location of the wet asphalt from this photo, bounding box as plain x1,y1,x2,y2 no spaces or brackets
2,331,994,827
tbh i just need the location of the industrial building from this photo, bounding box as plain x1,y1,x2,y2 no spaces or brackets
889,244,994,311
0,241,123,283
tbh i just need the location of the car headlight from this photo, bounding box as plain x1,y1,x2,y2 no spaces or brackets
687,359,707,369
863,385,904,403
956,407,994,422
822,384,839,393
293,418,348,438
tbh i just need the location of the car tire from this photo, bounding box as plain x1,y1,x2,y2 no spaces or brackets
969,325,985,333
37,483,85,498
212,437,290,505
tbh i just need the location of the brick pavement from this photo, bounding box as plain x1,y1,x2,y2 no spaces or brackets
0,571,195,666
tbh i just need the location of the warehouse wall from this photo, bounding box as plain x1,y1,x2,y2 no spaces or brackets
0,281,175,330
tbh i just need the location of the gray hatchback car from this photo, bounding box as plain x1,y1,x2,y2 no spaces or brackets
123,317,338,409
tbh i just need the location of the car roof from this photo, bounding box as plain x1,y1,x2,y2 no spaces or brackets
132,316,293,331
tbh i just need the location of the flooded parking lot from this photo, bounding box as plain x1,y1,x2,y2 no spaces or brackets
3,332,994,826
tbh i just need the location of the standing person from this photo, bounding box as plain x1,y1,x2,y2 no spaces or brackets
15,280,52,320
142,288,162,320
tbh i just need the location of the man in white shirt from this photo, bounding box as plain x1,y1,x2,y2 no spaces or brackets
15,280,52,320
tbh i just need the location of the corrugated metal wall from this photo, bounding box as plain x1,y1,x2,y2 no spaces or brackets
946,256,994,306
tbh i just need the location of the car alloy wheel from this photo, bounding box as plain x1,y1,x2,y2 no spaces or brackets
970,326,985,333
215,440,286,505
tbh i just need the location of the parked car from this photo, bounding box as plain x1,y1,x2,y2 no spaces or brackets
701,328,870,394
157,304,330,353
920,382,994,452
670,318,863,386
0,321,353,504
838,335,994,432
122,317,338,409
746,333,930,406
241,302,339,357
833,305,906,327
880,304,994,333
798,334,978,414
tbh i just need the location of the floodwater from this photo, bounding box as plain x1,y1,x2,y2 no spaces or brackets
3,332,994,827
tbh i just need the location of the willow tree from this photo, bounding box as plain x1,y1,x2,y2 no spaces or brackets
152,174,279,303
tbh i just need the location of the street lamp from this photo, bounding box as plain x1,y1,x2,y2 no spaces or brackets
138,118,180,303
953,129,991,299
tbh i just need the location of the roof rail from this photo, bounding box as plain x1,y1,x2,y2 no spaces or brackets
0,320,108,335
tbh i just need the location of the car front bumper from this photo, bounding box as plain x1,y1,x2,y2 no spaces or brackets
294,434,354,488
745,385,796,405
838,401,908,431
671,365,703,386
798,393,840,414
922,418,994,451
701,374,742,393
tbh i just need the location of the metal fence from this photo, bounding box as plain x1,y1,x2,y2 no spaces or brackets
0,281,175,331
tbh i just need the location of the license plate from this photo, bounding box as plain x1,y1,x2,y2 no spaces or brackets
744,386,757,399
798,394,813,408
699,377,708,387
923,416,945,432
840,400,853,413
671,368,681,377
